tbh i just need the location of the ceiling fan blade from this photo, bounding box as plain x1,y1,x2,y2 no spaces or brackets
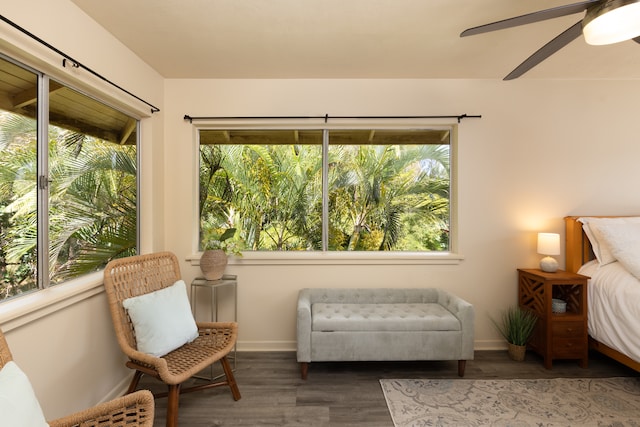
460,0,598,37
504,21,584,80
635,36,640,44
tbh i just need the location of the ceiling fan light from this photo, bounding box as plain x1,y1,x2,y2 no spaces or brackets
583,0,640,45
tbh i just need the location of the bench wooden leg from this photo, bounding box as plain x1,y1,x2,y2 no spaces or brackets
458,360,466,377
300,362,308,380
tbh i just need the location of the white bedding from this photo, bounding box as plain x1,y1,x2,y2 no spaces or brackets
579,260,640,363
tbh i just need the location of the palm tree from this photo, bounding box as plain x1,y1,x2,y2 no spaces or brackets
0,111,137,295
200,143,322,250
329,144,450,251
47,133,137,281
252,144,322,250
199,138,450,252
0,112,38,298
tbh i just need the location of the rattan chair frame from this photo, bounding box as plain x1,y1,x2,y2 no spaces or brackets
0,328,154,427
103,251,241,427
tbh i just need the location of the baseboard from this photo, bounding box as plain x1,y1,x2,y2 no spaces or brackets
471,340,507,351
100,372,135,403
237,340,296,352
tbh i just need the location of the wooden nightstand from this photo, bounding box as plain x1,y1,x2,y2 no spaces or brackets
517,268,589,369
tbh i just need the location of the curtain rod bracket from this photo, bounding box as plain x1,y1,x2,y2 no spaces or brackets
62,58,79,68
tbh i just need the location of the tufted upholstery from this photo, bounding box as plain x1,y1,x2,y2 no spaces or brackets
312,303,461,332
297,288,475,378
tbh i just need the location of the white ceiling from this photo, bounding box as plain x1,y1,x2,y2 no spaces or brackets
71,0,640,80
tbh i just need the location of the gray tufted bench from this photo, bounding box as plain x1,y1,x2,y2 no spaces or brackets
296,288,475,379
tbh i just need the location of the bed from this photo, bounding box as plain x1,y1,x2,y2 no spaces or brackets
565,216,640,372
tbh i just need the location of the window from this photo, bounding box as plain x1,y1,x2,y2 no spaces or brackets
0,55,139,301
198,128,452,252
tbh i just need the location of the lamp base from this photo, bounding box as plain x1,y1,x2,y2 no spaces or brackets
540,256,558,273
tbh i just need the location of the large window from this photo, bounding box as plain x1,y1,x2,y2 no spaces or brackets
199,128,451,252
0,55,139,301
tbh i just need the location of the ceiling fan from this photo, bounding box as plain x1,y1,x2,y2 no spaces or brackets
460,0,640,80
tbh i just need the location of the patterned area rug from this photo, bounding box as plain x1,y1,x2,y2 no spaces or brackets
380,377,640,427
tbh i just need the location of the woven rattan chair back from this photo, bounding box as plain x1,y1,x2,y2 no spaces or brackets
103,251,181,353
103,251,241,427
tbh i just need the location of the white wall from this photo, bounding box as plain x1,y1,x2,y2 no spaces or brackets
2,0,640,420
163,78,640,351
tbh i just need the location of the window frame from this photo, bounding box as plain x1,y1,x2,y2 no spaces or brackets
193,122,462,265
0,53,142,301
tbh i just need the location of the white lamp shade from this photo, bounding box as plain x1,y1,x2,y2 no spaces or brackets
537,233,560,256
583,0,640,45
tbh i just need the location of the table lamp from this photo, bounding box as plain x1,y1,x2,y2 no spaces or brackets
537,232,560,273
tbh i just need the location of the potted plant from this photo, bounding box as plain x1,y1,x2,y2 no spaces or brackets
491,306,538,361
200,227,241,280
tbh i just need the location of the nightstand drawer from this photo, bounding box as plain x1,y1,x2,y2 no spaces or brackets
552,338,586,357
551,321,585,338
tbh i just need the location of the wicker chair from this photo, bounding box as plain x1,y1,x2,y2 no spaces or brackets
0,328,154,427
103,251,241,427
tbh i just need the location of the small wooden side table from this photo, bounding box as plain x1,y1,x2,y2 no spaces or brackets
517,268,589,369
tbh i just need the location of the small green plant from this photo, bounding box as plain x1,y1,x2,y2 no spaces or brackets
201,227,242,256
491,306,538,346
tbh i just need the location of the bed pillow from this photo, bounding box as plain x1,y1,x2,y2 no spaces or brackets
123,279,199,357
594,222,640,279
579,218,602,264
0,361,49,427
579,217,640,266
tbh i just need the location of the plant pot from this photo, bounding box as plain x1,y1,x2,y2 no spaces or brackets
508,343,527,362
200,249,228,280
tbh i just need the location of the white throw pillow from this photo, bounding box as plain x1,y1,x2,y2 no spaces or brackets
0,361,49,427
594,222,640,280
579,217,640,265
123,279,199,357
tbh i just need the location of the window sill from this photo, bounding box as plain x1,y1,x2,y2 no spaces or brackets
0,272,104,332
187,251,464,266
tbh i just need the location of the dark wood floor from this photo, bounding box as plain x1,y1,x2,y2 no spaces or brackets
138,350,639,426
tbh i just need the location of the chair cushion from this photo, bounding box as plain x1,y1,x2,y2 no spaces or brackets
311,303,461,332
0,361,49,427
123,279,199,357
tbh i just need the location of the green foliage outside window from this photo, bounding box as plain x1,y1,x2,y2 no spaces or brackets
0,55,139,302
199,129,451,252
0,112,137,300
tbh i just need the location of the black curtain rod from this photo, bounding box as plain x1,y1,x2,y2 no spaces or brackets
0,14,160,114
184,113,481,124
